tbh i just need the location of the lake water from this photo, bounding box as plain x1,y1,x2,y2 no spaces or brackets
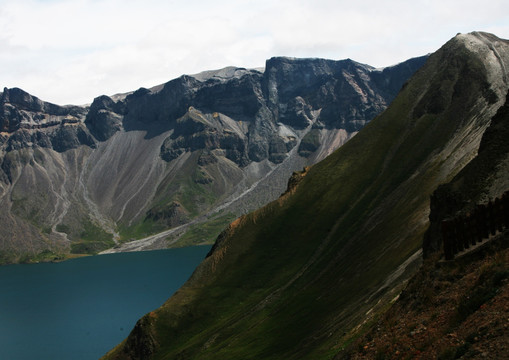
0,246,211,360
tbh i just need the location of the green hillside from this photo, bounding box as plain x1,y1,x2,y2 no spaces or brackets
103,32,509,360
342,86,509,359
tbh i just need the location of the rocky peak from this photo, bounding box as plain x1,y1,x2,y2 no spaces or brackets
85,95,126,141
263,55,428,130
0,88,89,145
190,66,263,83
448,32,509,91
160,107,249,166
2,87,85,117
122,76,201,127
2,87,46,112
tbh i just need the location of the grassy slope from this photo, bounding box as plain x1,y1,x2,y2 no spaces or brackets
343,88,509,360
103,33,509,360
172,212,237,247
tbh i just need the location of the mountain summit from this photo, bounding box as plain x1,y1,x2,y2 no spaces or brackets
102,32,509,360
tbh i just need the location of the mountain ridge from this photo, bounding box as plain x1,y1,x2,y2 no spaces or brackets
0,54,426,263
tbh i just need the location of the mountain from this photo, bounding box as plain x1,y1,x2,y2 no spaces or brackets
102,32,509,360
0,55,426,264
342,84,509,359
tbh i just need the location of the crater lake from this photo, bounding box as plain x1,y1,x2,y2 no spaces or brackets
0,246,211,360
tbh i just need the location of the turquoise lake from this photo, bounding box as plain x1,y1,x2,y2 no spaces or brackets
0,246,211,360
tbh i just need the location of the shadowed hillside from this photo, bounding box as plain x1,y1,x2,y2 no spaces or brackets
342,86,509,359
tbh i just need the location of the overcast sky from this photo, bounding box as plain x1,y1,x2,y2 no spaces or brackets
1,0,508,105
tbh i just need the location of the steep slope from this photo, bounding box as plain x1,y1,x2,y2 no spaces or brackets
342,87,509,359
102,32,509,360
424,84,509,257
0,88,100,262
345,233,508,360
0,55,426,264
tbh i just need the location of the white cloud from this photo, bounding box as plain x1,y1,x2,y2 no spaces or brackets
1,0,508,104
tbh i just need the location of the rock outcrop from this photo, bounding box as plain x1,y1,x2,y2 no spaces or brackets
1,87,94,152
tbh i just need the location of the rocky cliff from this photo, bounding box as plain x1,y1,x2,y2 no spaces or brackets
0,55,426,263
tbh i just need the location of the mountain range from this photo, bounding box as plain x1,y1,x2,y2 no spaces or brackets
0,52,426,263
100,31,509,359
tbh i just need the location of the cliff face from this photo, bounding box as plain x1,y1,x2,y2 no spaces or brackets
101,32,509,360
0,55,426,263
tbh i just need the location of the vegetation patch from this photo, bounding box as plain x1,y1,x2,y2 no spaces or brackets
56,223,71,234
118,217,167,242
0,250,17,265
172,213,236,247
178,170,218,217
1,249,88,265
41,226,52,234
20,249,66,263
298,129,321,156
70,219,115,254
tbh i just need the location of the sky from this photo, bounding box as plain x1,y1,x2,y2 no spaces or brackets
1,0,508,105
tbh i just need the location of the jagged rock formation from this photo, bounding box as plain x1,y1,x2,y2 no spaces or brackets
0,88,94,153
101,32,509,360
0,55,426,263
